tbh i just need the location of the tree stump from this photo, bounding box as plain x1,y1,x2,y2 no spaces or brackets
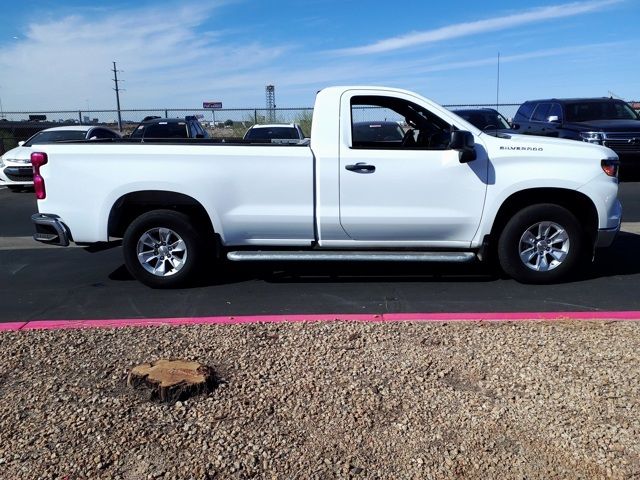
127,359,217,403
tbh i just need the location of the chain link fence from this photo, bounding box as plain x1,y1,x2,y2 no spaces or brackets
0,103,521,154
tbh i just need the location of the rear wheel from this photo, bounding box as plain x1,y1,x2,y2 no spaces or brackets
123,210,204,288
497,204,586,284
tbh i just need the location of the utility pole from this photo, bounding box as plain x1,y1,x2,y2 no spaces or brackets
112,61,123,132
0,85,4,120
496,52,500,112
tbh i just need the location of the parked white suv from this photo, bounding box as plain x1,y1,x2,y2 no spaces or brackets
0,126,119,191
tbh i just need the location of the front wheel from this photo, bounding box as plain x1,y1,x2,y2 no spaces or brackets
497,204,586,284
123,210,204,288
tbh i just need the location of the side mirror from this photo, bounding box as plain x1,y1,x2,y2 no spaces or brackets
547,115,560,123
511,123,520,130
449,130,476,163
18,141,25,147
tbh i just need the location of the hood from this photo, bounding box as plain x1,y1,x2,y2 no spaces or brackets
565,119,640,132
487,132,615,158
482,128,518,137
1,146,33,161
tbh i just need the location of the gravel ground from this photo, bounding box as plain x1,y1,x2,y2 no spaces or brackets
0,320,639,479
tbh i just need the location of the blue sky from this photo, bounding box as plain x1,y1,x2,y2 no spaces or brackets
0,0,638,111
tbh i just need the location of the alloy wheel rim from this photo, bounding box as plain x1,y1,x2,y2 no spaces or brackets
136,227,187,277
518,221,570,272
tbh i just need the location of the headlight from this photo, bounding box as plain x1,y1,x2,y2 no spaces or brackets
579,131,605,144
5,158,31,164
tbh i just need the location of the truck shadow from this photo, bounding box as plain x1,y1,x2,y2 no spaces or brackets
585,231,640,278
107,232,640,286
221,261,497,285
108,260,498,285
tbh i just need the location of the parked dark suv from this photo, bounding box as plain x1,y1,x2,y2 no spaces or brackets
512,98,640,174
129,116,209,139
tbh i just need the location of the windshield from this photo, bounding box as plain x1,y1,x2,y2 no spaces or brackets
565,101,639,122
245,127,300,140
24,130,87,146
455,110,511,130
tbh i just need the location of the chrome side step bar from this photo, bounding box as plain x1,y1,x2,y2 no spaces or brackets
227,251,476,263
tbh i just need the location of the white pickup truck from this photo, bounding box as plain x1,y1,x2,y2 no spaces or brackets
31,86,622,287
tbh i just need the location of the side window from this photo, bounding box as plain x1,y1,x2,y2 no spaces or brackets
350,95,451,150
514,102,535,122
88,129,107,139
532,103,552,122
548,103,562,121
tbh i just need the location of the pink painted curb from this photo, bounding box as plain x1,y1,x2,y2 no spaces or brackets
383,311,640,321
2,311,640,332
0,322,27,331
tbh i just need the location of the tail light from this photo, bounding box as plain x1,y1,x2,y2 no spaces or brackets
31,152,48,199
601,158,619,178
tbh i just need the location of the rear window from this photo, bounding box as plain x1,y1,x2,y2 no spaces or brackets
24,130,87,146
142,122,188,138
245,127,300,140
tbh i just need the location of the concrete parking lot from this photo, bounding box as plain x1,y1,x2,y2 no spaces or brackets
1,184,640,479
2,183,640,322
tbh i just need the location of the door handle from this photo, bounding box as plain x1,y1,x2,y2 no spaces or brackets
345,162,376,173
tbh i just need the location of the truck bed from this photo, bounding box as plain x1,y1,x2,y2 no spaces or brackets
36,142,316,245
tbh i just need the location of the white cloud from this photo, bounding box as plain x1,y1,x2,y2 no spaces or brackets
0,1,290,110
331,0,623,56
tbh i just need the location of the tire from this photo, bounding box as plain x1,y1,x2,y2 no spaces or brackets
497,204,586,284
123,210,204,288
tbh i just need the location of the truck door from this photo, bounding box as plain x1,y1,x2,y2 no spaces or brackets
338,92,488,246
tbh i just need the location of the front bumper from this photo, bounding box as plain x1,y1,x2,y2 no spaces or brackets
594,197,622,248
32,213,71,247
1,165,33,185
595,225,620,248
